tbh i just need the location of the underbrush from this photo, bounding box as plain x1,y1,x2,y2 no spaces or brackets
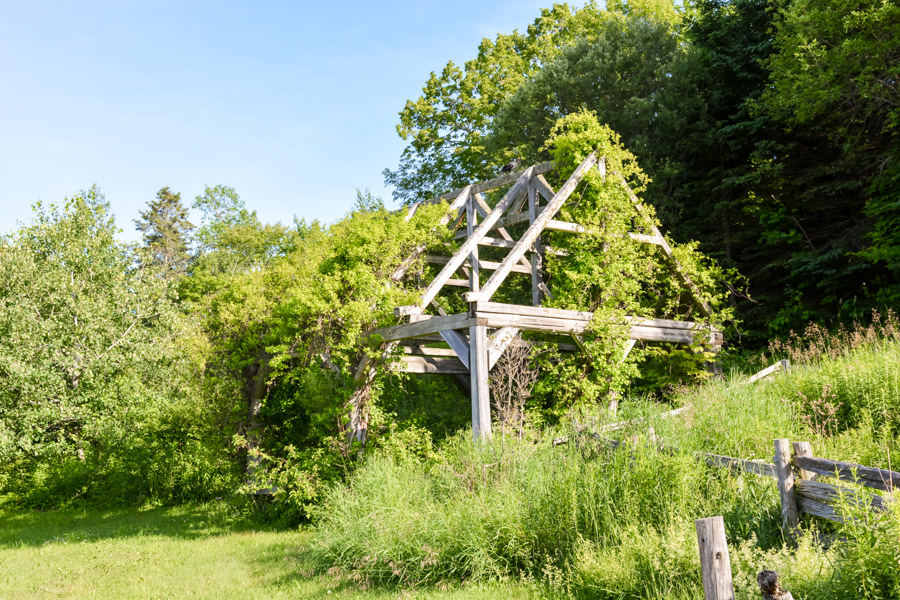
312,318,900,598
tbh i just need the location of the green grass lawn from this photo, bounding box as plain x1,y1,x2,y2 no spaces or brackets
0,504,535,599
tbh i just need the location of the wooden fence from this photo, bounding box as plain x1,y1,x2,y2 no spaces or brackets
707,438,896,534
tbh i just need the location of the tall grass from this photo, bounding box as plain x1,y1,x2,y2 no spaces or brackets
312,316,900,597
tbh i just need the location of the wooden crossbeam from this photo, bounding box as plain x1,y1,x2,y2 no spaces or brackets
392,185,472,282
467,153,599,303
364,313,482,343
401,167,536,315
488,327,520,369
425,254,532,275
615,171,712,317
471,193,532,271
399,355,469,374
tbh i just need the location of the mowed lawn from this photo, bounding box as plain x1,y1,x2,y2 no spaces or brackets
0,504,533,599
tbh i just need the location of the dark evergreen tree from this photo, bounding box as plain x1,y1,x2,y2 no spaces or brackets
134,187,194,278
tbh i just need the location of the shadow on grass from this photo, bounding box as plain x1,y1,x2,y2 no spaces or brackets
0,501,263,547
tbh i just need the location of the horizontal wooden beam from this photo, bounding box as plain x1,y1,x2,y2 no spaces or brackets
796,478,889,511
410,161,556,209
402,346,459,357
363,313,482,343
399,355,469,374
426,254,532,275
792,455,899,492
704,454,776,478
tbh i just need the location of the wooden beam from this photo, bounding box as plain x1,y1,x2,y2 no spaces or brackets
470,152,598,303
470,324,492,441
487,327,520,369
392,185,471,282
402,346,458,357
363,313,481,343
704,454,776,478
775,438,800,538
533,173,556,202
695,516,735,600
529,181,544,306
410,161,555,209
425,254,532,275
615,171,713,317
399,355,469,374
413,167,536,311
792,455,899,492
472,193,533,271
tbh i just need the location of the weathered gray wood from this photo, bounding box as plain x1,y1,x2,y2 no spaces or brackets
601,404,691,432
795,478,889,514
426,254,533,274
792,441,816,482
363,313,481,343
775,439,801,537
475,301,594,321
399,355,469,374
413,161,555,207
792,455,899,492
440,329,470,367
748,360,791,384
757,570,795,600
533,173,556,202
529,181,544,306
392,185,472,282
796,495,842,522
472,152,598,303
470,324,491,441
415,167,536,311
471,193,533,271
467,195,480,293
402,346,459,357
487,326,520,369
704,454,777,478
695,516,735,600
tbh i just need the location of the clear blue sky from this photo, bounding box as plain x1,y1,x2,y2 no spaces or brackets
0,0,566,241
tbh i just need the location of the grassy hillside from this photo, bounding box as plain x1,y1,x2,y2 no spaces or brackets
2,318,898,599
312,318,900,599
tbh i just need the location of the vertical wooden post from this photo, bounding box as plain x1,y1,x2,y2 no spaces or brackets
469,324,492,441
774,438,800,539
792,441,816,481
466,195,480,293
528,181,544,307
695,516,735,600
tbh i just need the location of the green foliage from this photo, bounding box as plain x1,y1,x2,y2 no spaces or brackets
0,188,237,506
312,322,900,597
530,111,732,406
134,186,194,278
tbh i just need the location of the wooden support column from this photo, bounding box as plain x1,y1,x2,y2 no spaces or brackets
467,195,480,292
528,181,544,306
469,324,492,441
774,438,800,540
695,516,735,600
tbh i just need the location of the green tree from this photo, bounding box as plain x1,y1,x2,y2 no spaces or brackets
0,187,232,505
384,2,610,203
761,0,900,303
134,186,194,278
485,14,697,223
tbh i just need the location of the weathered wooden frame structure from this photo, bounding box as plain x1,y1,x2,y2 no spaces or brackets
361,155,722,440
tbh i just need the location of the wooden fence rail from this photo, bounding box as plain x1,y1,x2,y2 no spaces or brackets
560,422,897,532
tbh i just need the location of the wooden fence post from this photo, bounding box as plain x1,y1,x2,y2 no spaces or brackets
791,441,816,481
696,516,735,600
774,438,800,540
